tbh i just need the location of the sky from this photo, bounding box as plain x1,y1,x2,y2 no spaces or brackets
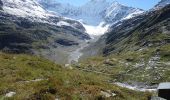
57,0,161,10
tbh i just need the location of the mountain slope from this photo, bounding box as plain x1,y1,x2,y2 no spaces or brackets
0,0,2,10
154,0,170,9
104,2,143,24
104,4,170,56
0,52,151,100
80,4,170,84
0,0,90,64
2,0,53,19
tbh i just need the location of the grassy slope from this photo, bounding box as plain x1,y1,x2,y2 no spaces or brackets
0,52,151,100
78,44,170,83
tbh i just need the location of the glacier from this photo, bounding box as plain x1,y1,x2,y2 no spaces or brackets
39,0,144,36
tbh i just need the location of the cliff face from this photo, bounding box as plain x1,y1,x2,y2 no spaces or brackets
0,0,3,10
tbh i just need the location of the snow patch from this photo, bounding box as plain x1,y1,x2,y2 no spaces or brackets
154,0,170,9
123,10,144,20
57,21,71,27
2,0,54,19
82,22,109,37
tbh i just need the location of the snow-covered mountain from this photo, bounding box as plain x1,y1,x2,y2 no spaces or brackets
38,0,144,36
154,0,170,9
0,0,145,39
104,2,143,23
0,0,91,64
39,0,144,26
1,0,54,19
1,0,88,33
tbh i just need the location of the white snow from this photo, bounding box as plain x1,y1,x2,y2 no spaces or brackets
1,0,86,30
2,0,54,18
123,10,144,20
39,0,144,26
82,22,109,37
154,0,170,9
105,1,122,18
57,21,71,27
5,92,16,97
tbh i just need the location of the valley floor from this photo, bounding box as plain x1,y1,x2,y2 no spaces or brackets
68,22,108,64
68,40,90,64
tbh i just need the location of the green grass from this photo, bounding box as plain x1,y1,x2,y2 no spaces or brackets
78,44,170,83
0,52,151,100
159,44,170,61
0,53,153,100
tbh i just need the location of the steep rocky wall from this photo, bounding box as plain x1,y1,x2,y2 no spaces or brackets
0,0,3,10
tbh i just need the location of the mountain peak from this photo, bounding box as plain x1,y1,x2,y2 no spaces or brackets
1,0,54,18
154,0,170,9
39,0,143,25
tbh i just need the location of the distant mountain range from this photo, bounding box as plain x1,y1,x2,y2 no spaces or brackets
38,0,144,26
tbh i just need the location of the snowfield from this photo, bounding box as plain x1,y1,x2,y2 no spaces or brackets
57,21,71,27
2,0,54,18
82,22,109,37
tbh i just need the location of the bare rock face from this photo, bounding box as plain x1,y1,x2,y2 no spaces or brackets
0,0,3,10
55,39,79,46
154,0,170,9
